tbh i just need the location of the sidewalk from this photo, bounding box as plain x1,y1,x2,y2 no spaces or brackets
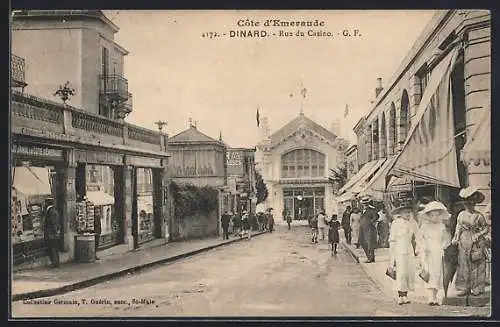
12,230,267,302
340,234,490,308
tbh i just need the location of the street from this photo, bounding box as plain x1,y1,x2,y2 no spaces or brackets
11,224,489,317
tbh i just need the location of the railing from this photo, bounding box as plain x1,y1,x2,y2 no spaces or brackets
11,90,164,151
128,124,161,146
100,74,129,100
11,54,27,87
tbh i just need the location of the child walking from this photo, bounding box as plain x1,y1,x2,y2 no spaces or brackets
329,214,341,254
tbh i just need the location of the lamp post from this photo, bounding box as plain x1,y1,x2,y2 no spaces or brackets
155,120,167,134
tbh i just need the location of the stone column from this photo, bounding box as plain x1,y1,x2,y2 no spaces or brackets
365,124,372,162
463,24,491,211
159,168,169,241
122,165,134,250
60,150,77,258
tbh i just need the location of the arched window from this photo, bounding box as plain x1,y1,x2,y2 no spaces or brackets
389,103,397,155
380,112,387,158
399,90,410,149
372,118,379,160
281,149,325,178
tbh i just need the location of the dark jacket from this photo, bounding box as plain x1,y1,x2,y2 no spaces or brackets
341,209,352,230
359,206,378,247
45,205,60,240
94,206,102,235
221,213,231,228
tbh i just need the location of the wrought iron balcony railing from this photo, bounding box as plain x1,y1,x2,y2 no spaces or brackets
11,54,27,88
115,93,133,119
99,74,129,101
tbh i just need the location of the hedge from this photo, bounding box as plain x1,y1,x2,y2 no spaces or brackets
170,181,219,219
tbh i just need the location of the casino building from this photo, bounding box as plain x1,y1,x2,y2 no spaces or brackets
255,112,347,220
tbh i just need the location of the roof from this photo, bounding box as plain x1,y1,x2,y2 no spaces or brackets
168,125,223,145
269,113,337,148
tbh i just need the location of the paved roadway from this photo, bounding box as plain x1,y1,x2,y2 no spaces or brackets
11,224,489,318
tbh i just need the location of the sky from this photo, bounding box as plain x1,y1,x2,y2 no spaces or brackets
104,10,436,147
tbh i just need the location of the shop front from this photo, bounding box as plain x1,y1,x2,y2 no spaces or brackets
11,143,65,266
127,156,165,246
283,187,325,220
74,149,125,250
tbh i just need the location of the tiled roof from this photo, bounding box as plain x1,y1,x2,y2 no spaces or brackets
168,126,221,144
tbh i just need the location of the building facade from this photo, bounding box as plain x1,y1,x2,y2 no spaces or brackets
167,122,228,239
225,147,257,215
345,145,359,180
256,113,345,220
11,10,170,270
341,10,490,212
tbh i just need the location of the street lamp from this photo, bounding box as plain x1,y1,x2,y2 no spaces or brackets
155,120,167,134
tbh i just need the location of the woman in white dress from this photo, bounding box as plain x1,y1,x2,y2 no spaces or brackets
417,201,452,305
388,197,418,305
350,207,362,248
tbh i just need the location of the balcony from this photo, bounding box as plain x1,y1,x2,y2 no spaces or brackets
11,90,167,154
11,54,27,89
100,74,129,101
116,92,133,119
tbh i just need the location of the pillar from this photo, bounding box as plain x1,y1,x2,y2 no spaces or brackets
159,168,170,241
122,165,134,250
60,151,77,258
463,23,491,211
365,124,372,162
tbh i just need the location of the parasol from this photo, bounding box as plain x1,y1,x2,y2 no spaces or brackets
442,243,459,302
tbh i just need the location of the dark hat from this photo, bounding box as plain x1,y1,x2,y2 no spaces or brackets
391,196,413,215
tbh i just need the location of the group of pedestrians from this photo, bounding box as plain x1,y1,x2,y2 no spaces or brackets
309,210,341,254
222,208,276,240
347,185,490,306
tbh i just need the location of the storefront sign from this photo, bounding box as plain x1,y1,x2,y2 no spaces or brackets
226,151,242,166
75,150,124,166
126,155,162,168
12,144,64,160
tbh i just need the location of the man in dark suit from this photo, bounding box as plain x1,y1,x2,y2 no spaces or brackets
358,196,379,263
94,203,102,260
44,197,60,268
341,206,352,244
221,210,231,240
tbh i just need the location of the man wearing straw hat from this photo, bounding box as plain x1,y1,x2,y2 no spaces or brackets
358,195,379,263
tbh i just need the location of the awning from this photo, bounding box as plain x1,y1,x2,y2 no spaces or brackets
350,158,387,194
86,190,115,206
460,109,490,166
357,156,398,200
336,158,386,202
385,46,461,188
338,159,381,195
12,166,52,196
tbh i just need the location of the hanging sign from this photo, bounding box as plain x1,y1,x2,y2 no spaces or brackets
75,149,124,165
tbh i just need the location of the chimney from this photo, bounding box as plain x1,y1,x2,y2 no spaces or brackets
375,77,383,97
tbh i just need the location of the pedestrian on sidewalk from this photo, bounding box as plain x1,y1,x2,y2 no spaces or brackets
241,211,251,239
44,197,60,268
377,207,390,248
388,195,417,305
232,212,242,237
350,207,361,248
286,212,292,230
452,186,489,297
341,206,352,244
310,214,318,243
267,208,275,233
317,210,327,241
221,210,231,240
328,214,340,254
417,201,452,306
359,196,378,263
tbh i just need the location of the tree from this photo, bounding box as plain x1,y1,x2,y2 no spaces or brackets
255,170,268,205
329,164,348,194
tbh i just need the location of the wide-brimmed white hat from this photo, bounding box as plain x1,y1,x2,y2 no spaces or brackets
421,201,448,215
459,186,485,204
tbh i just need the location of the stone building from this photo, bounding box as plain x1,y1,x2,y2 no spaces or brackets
338,10,491,213
225,146,257,215
167,122,228,240
256,112,346,220
11,10,170,270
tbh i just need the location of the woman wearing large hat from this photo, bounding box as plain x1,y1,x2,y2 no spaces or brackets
451,186,489,296
388,195,418,305
417,201,452,305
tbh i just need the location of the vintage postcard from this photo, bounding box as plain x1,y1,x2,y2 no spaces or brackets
10,9,491,318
